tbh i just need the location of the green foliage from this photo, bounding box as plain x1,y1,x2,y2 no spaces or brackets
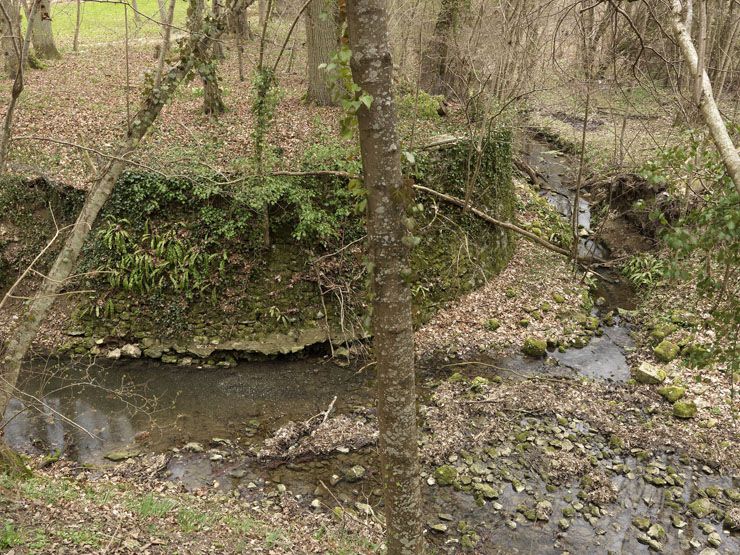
320,39,373,137
397,91,443,120
621,253,666,288
97,217,227,298
663,185,739,374
131,493,176,518
1,522,22,549
521,193,573,248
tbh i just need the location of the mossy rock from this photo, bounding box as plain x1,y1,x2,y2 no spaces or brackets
654,340,679,362
552,293,565,304
521,337,547,357
673,401,697,419
470,376,490,392
657,386,685,403
484,318,501,331
688,497,716,518
650,323,678,343
632,362,666,385
434,465,459,486
472,483,498,499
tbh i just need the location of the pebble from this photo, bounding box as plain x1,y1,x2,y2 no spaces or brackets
310,499,321,509
707,532,721,547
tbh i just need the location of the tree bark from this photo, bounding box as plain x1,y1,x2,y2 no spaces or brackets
419,0,460,97
670,0,740,195
190,0,226,116
31,0,60,60
73,0,81,52
0,5,221,424
154,0,177,88
305,0,338,105
346,1,424,553
0,0,21,79
213,0,225,58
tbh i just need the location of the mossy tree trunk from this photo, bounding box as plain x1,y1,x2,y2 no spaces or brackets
189,0,226,116
346,0,424,552
419,0,460,97
0,9,222,430
30,0,61,60
305,0,338,105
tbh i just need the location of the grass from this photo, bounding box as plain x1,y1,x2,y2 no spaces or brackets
1,521,22,549
27,0,189,49
130,492,177,517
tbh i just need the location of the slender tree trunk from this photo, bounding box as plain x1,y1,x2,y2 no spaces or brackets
154,0,177,88
0,2,222,424
131,0,141,25
31,0,60,59
346,0,424,553
419,0,460,97
73,0,81,51
670,0,740,195
0,0,36,170
213,0,225,58
259,0,267,26
305,0,338,105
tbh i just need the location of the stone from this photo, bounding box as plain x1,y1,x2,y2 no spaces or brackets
552,293,565,303
707,532,721,547
558,518,571,531
104,448,139,461
143,345,164,359
698,550,719,555
723,507,740,531
120,344,142,358
670,514,687,529
650,323,678,342
654,340,679,362
355,502,373,516
229,469,247,479
470,377,490,392
472,483,498,499
183,442,205,453
657,386,686,403
726,488,740,502
342,465,366,482
633,362,667,384
429,523,447,533
636,533,664,552
673,401,697,419
688,498,716,518
310,498,321,509
161,354,178,364
632,516,650,531
106,348,121,360
329,474,341,486
485,318,501,331
521,337,547,357
535,500,552,522
434,465,458,486
647,523,666,541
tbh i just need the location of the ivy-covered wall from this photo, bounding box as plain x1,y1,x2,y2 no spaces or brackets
0,131,515,361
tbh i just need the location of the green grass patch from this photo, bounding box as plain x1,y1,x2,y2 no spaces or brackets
129,492,177,518
1,521,22,549
177,507,212,533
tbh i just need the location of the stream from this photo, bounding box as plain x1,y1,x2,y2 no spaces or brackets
3,139,737,553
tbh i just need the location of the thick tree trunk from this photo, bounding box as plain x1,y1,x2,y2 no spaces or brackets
419,0,460,97
670,0,740,195
346,0,424,553
0,6,221,423
0,0,22,78
31,0,60,60
305,0,338,105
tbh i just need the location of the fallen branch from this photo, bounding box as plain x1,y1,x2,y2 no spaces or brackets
411,184,606,264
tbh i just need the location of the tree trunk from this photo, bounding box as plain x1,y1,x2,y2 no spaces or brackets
346,1,424,553
0,2,223,425
190,0,225,116
305,0,338,105
213,0,225,58
0,0,21,79
670,0,740,195
154,0,177,88
31,0,60,60
259,0,267,26
73,0,81,52
419,0,460,97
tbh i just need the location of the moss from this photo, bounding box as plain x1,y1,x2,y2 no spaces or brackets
657,386,685,403
434,465,459,487
521,337,547,357
654,340,680,362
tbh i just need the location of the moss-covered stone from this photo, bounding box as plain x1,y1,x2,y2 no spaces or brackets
688,497,716,518
472,483,498,499
434,465,459,486
521,337,547,357
650,323,678,343
632,362,667,385
657,385,685,403
470,376,490,392
653,340,679,362
673,400,697,419
485,318,500,331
